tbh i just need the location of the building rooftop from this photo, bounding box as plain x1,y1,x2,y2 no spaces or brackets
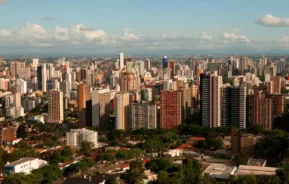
188,136,205,141
63,174,120,184
5,157,37,167
247,158,267,166
236,165,277,176
203,163,237,179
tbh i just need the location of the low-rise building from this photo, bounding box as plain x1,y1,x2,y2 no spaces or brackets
203,163,237,180
236,165,277,176
247,158,267,167
4,157,48,175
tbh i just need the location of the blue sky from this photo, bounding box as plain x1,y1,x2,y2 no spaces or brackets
1,0,289,55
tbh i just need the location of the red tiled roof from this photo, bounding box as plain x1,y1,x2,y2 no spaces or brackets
143,158,150,165
177,143,197,151
188,136,205,141
120,164,130,169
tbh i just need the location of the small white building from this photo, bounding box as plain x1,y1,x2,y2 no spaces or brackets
203,163,237,180
66,128,98,148
4,157,48,175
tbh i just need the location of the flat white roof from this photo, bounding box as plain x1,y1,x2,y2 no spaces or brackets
203,164,237,179
237,165,277,176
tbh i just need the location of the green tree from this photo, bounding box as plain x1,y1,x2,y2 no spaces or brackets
155,171,169,184
80,141,93,153
105,178,117,184
121,160,145,184
16,124,27,138
145,158,172,173
182,159,201,184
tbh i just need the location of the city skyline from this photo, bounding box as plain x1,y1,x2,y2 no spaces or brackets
1,0,289,55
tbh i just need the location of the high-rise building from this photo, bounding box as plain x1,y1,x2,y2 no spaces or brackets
128,103,157,130
0,124,17,143
168,60,176,76
48,89,64,123
160,90,182,129
200,72,222,128
42,64,47,92
48,64,55,79
10,61,25,77
248,91,272,130
179,87,192,122
37,65,43,90
85,100,92,127
120,72,140,92
32,58,39,70
276,59,286,74
66,128,98,147
266,76,281,95
136,60,145,77
271,95,284,118
91,89,112,130
60,80,71,99
162,56,168,69
119,52,124,70
221,85,246,129
115,92,130,130
145,59,151,71
77,81,90,112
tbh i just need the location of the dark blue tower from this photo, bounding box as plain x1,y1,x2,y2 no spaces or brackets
162,56,168,69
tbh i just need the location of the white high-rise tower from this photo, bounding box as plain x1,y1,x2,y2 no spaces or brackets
119,52,124,70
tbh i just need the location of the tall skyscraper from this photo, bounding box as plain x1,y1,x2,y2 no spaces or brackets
120,72,140,92
271,95,285,119
37,65,43,90
276,59,286,74
179,87,192,122
119,52,124,70
115,92,130,130
60,80,71,99
128,103,157,130
200,72,222,128
10,61,25,77
32,58,39,70
77,81,90,112
168,60,176,76
48,64,55,79
91,89,112,130
42,64,47,92
48,89,64,123
160,90,182,129
162,56,168,69
222,85,246,129
248,91,272,130
145,59,151,71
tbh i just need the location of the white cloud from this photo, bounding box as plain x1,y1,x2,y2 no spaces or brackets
224,32,250,43
0,0,7,5
54,26,70,41
17,23,46,39
1,22,289,54
0,29,11,37
201,32,211,40
256,14,289,27
120,28,140,41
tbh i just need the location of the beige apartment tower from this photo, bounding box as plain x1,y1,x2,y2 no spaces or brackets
48,89,64,123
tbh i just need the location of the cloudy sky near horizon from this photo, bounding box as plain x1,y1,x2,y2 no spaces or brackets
1,0,289,55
